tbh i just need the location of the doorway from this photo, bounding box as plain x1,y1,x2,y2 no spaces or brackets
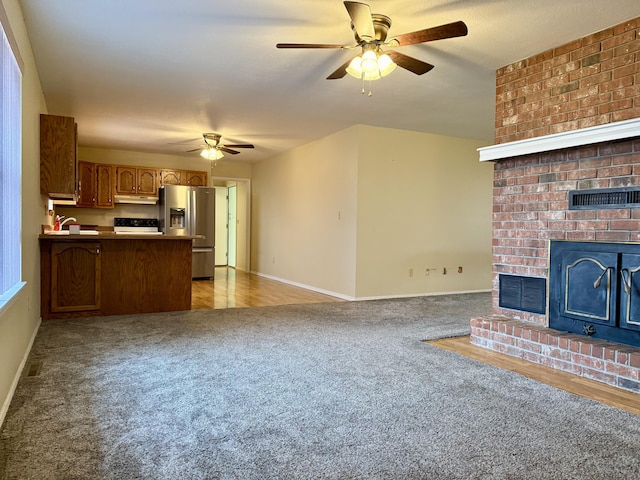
212,178,250,272
214,187,228,266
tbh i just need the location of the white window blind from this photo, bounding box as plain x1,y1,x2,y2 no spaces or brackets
0,20,22,299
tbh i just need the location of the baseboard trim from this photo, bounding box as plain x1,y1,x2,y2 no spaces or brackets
0,317,41,428
250,272,356,301
250,271,490,302
354,289,491,301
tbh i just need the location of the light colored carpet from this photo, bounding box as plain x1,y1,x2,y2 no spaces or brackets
1,293,640,479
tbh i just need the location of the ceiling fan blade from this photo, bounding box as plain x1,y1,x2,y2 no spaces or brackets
223,144,254,149
186,147,203,152
276,43,346,49
344,1,375,41
391,20,468,46
387,51,434,75
326,56,358,79
219,147,240,155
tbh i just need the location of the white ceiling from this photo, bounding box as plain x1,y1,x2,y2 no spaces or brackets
19,0,640,163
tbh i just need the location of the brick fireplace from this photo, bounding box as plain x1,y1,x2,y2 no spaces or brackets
470,16,640,393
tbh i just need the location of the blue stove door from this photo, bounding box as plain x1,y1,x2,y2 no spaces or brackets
560,249,618,326
619,254,640,332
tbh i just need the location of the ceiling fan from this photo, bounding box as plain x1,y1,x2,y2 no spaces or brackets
187,133,254,160
276,1,467,88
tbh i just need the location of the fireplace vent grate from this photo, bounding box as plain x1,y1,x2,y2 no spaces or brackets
499,274,546,314
569,186,640,210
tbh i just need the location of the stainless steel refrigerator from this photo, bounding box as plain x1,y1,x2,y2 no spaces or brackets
159,185,215,279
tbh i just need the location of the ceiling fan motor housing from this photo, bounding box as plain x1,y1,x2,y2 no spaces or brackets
351,14,392,43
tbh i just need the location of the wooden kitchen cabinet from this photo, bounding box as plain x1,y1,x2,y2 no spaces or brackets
159,169,207,187
96,164,115,207
40,236,192,320
40,114,77,198
50,242,101,313
116,166,158,195
159,169,182,186
78,161,114,208
185,170,207,186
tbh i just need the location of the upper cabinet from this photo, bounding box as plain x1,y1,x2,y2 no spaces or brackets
77,161,114,208
185,171,207,186
40,114,77,198
160,169,207,187
159,169,182,186
115,166,158,196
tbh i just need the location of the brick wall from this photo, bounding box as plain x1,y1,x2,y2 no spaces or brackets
495,16,640,144
492,137,640,324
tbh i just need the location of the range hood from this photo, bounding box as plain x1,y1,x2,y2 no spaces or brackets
114,194,159,205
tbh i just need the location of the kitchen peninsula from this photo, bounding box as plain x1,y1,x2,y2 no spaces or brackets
39,233,193,320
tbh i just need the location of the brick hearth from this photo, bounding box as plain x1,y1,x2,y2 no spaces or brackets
470,316,640,392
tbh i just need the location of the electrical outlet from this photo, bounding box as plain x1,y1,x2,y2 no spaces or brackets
409,268,414,277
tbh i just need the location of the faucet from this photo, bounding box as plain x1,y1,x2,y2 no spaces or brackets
58,216,77,228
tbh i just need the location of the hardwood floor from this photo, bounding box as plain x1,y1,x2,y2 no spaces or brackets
191,267,344,309
192,267,639,415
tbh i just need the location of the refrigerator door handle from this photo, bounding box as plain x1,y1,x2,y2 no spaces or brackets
190,188,197,236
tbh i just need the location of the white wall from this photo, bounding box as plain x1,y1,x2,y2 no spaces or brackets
0,0,48,425
355,126,493,298
251,124,493,299
251,127,360,298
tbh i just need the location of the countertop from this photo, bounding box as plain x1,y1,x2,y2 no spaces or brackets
39,232,199,240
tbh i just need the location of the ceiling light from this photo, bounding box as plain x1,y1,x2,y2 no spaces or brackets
200,148,224,161
346,49,396,81
360,50,378,73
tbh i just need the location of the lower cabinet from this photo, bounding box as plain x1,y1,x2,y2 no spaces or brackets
50,242,101,313
40,237,192,320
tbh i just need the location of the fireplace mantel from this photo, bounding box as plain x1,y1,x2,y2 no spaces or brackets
478,118,640,162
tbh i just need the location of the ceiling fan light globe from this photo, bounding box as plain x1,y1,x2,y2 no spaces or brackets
200,148,224,160
346,56,363,78
377,53,396,77
360,50,378,73
362,70,381,81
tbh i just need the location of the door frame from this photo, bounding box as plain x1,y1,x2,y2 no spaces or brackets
210,176,251,272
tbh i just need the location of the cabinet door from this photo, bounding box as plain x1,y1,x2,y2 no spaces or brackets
95,164,114,208
185,171,207,186
116,166,137,194
160,169,182,186
77,161,96,207
40,114,77,197
51,242,101,312
137,168,158,195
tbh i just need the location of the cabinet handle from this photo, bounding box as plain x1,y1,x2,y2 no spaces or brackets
593,266,614,289
621,268,632,295
96,247,100,255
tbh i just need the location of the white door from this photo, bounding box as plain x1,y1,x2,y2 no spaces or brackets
214,187,228,265
228,185,237,268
